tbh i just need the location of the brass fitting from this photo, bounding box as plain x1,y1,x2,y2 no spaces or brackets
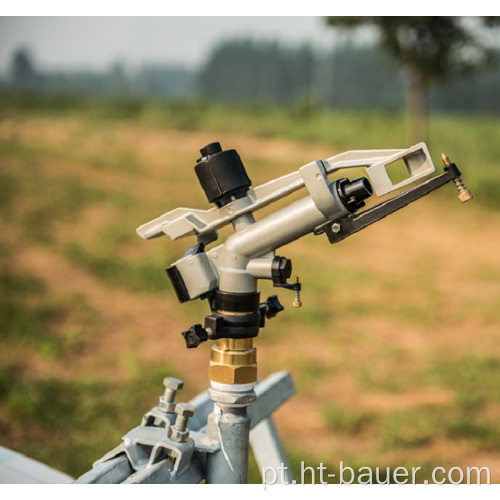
292,275,302,308
209,338,257,385
442,153,473,203
441,153,451,166
454,178,474,203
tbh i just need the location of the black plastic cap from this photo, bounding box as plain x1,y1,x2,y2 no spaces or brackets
338,177,373,212
194,143,252,207
343,177,373,202
199,142,222,158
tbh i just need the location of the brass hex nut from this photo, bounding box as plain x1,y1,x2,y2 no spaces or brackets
209,364,257,384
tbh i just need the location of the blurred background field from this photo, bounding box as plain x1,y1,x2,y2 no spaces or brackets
0,16,499,484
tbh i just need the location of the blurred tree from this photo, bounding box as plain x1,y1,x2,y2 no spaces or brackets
198,39,315,106
325,17,500,144
9,48,43,90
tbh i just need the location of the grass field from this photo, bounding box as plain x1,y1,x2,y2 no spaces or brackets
0,95,499,483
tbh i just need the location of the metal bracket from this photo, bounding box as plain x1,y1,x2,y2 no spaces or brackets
315,163,462,244
74,371,295,484
122,425,195,472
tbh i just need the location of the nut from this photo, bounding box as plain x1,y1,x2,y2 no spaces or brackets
331,222,341,234
168,427,190,443
209,364,257,385
158,396,175,413
208,387,257,405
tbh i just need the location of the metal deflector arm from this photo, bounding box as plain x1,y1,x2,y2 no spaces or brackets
136,143,435,242
315,161,464,244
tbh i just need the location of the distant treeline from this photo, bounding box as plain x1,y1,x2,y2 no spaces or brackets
2,39,500,114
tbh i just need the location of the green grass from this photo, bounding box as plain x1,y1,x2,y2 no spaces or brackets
324,404,376,435
378,407,442,449
61,242,170,294
0,144,108,244
425,356,500,403
325,354,500,454
0,260,98,357
1,92,498,210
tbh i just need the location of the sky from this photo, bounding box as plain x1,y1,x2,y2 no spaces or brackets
1,11,497,76
0,17,345,74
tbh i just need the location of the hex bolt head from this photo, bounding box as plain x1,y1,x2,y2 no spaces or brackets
331,222,341,234
158,377,184,413
175,403,196,421
163,377,184,397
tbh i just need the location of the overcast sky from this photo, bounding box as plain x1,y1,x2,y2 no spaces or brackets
0,17,346,74
2,13,497,76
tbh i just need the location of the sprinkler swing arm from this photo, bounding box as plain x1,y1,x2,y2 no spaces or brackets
75,141,471,484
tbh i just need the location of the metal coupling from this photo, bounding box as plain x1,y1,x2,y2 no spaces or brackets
209,338,257,385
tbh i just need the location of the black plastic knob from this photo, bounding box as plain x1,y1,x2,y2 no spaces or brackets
181,324,209,348
262,295,284,319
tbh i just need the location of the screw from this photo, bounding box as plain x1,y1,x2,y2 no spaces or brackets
158,377,183,413
174,403,196,432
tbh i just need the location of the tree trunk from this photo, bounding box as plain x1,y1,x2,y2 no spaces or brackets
406,63,428,145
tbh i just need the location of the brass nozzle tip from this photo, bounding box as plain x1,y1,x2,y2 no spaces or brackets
442,153,451,166
293,301,302,308
458,188,474,203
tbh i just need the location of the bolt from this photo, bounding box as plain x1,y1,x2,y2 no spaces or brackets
174,403,196,432
331,222,341,234
158,377,183,413
163,377,183,400
168,403,196,443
